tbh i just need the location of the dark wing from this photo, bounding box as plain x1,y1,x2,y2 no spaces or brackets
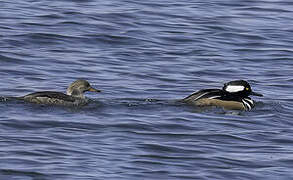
183,89,223,102
25,91,76,102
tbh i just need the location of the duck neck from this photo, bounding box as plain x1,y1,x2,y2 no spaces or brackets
223,92,248,101
67,89,85,98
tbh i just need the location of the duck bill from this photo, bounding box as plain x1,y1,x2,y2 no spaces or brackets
88,87,101,93
251,91,263,97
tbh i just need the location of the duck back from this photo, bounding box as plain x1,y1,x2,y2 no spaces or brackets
23,91,86,106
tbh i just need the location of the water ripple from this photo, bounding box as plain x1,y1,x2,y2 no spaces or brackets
1,0,293,179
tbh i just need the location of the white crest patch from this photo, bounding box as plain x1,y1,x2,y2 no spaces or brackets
225,85,245,93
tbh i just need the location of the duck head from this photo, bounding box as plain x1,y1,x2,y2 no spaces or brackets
223,80,263,98
66,79,101,98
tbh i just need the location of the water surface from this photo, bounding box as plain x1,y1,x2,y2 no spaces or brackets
1,0,293,179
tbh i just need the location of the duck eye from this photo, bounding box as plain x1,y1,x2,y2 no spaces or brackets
246,87,249,91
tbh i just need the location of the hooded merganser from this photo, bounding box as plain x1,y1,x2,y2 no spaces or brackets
22,80,101,106
183,80,263,111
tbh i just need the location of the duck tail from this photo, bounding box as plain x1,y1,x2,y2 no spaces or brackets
1,96,25,101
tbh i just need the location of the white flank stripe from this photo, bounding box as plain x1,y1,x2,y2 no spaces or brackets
225,85,244,93
193,92,209,101
244,98,254,105
208,96,221,99
242,99,251,110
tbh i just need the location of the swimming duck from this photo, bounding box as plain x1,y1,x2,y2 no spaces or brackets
22,80,101,106
183,80,263,111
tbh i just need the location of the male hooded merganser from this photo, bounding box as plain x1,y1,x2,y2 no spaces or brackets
183,80,263,111
22,80,101,106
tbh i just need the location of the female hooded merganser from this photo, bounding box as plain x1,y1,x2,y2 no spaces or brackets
183,80,263,111
22,80,101,106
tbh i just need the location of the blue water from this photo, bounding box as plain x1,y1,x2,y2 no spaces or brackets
1,0,293,179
